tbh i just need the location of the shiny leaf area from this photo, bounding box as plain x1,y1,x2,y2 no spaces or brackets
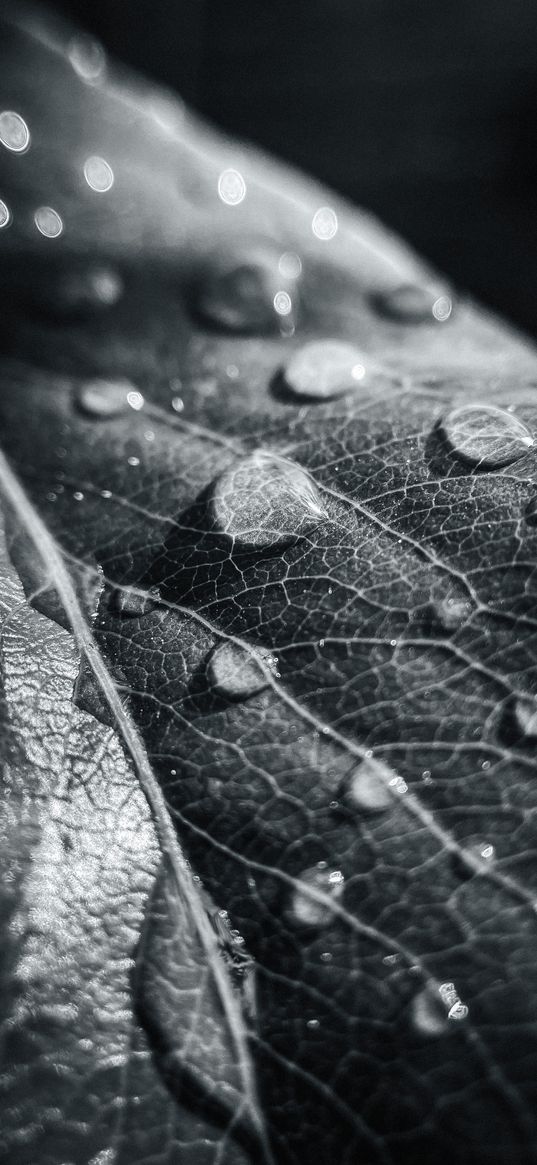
1,7,537,1165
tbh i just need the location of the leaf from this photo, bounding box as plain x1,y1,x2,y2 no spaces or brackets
2,4,537,1164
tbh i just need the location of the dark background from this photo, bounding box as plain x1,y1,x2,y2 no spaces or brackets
53,0,537,337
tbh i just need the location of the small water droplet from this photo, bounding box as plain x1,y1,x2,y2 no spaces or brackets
34,206,63,238
0,199,11,228
195,246,289,333
341,756,401,814
210,451,326,551
144,429,155,442
101,489,112,499
372,283,449,323
283,340,367,401
307,1018,320,1030
226,364,239,379
217,169,246,206
0,110,30,152
112,586,160,617
83,155,114,193
383,953,400,966
421,769,433,785
171,396,184,413
511,696,537,741
441,404,534,469
279,252,302,280
411,981,468,1037
127,456,140,467
329,800,339,810
481,759,491,771
288,864,345,928
73,491,84,502
208,640,278,701
67,34,106,84
76,379,143,418
312,206,338,240
320,951,333,963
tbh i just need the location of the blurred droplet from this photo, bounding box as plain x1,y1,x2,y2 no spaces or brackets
432,295,453,322
34,206,63,238
210,451,326,551
217,169,246,206
429,594,473,632
67,34,106,84
0,110,30,153
171,396,184,412
273,290,293,316
373,284,449,323
0,199,10,228
194,246,288,333
76,379,143,418
288,865,345,928
208,641,278,701
312,206,338,240
441,404,534,469
283,340,367,401
341,756,398,814
512,696,537,742
279,252,302,280
83,155,114,193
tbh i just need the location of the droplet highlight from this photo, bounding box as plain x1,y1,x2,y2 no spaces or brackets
0,110,30,152
283,339,367,401
208,641,278,701
83,155,114,193
441,404,534,469
34,206,63,238
288,865,345,928
76,379,144,418
210,451,326,551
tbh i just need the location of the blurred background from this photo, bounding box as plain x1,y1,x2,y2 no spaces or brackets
49,0,537,336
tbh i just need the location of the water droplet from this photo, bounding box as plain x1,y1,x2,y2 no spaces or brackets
83,155,114,193
288,864,345,928
273,290,293,316
210,451,326,551
421,769,433,784
171,395,184,412
283,340,368,401
0,199,11,228
411,981,469,1037
67,34,106,84
312,206,338,240
127,456,140,467
320,951,333,963
383,953,400,966
101,489,112,499
73,491,84,502
307,1018,320,1030
441,404,534,469
226,364,239,379
144,429,155,442
481,759,491,771
208,641,278,701
279,252,302,280
42,266,122,319
195,246,287,333
0,110,30,152
428,594,473,632
217,169,246,206
341,756,400,814
512,696,537,741
372,283,449,323
76,379,144,418
112,586,160,618
34,206,63,238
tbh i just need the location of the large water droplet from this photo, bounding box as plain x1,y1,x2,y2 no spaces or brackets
210,451,326,551
411,981,468,1038
341,756,399,814
76,379,144,418
208,641,278,700
372,283,451,322
283,340,366,401
441,404,534,469
194,246,290,333
0,110,30,152
288,865,345,928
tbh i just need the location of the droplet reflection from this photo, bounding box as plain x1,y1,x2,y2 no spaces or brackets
83,155,114,193
0,110,30,153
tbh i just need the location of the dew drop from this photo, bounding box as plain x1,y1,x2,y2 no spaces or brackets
217,169,246,206
0,200,11,228
67,34,106,84
208,641,278,701
76,378,144,418
320,951,333,963
428,594,473,632
341,756,401,815
127,456,140,467
34,206,63,238
83,155,114,193
210,450,326,551
287,865,345,928
73,491,84,502
312,207,338,240
112,586,160,618
194,246,288,333
511,696,537,741
372,283,450,323
283,339,368,401
171,396,184,413
441,404,534,469
411,981,469,1037
0,110,30,152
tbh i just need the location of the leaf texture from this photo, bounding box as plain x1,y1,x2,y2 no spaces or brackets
2,5,537,1164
